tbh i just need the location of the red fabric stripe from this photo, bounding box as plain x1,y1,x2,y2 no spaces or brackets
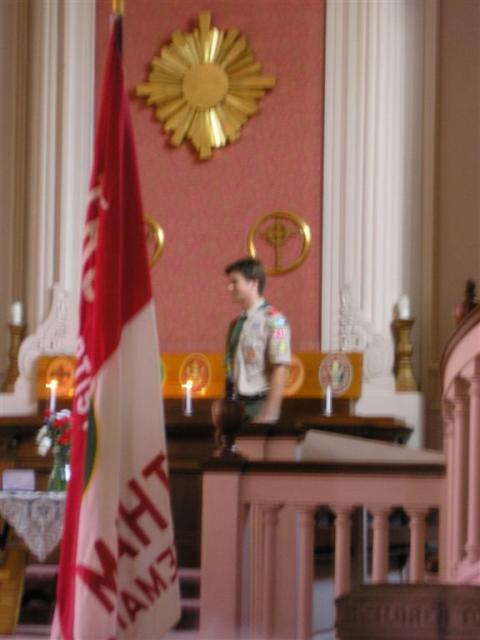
54,16,151,639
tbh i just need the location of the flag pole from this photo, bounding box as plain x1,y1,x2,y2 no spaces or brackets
112,0,124,15
111,0,124,53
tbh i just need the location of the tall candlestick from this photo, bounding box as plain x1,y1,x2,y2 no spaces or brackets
1,323,26,392
324,384,332,416
394,318,418,391
182,380,193,416
9,301,23,326
47,379,58,413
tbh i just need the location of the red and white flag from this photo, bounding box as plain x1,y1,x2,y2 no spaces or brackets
52,15,180,640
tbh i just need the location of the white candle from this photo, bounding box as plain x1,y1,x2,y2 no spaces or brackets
325,384,332,416
182,380,193,416
9,301,23,326
397,294,411,320
47,379,58,413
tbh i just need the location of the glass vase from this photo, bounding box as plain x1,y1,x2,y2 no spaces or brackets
48,446,68,491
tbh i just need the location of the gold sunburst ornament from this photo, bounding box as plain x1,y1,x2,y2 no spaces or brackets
136,12,276,160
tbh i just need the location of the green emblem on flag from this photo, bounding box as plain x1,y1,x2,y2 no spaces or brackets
84,400,97,490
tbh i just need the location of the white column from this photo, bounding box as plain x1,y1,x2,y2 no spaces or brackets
26,0,61,329
26,0,94,334
56,0,96,339
322,0,428,447
0,0,95,414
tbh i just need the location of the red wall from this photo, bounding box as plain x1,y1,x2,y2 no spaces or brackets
96,0,325,353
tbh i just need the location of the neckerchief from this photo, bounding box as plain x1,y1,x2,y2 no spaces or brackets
225,301,269,390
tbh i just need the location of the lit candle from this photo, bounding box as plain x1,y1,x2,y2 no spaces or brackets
182,380,193,416
397,294,411,320
46,379,58,414
9,301,23,326
324,384,332,416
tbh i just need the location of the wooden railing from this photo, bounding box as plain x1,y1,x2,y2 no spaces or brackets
199,457,445,640
441,305,480,581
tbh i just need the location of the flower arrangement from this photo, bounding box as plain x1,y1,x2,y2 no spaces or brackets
36,409,72,491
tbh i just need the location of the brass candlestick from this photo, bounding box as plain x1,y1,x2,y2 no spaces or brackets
394,318,418,392
1,324,26,392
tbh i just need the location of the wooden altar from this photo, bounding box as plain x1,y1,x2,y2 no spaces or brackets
0,401,411,571
0,350,413,572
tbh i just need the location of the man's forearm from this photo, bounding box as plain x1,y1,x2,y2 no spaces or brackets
256,364,288,423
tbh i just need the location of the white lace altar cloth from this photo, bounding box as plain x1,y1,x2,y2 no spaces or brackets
0,490,66,561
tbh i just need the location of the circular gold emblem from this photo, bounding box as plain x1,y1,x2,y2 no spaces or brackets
183,64,229,108
318,354,353,396
145,215,165,267
136,12,276,160
247,211,311,276
46,357,75,398
283,355,305,397
179,353,212,393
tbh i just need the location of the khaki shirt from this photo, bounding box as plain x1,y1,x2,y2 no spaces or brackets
233,299,291,396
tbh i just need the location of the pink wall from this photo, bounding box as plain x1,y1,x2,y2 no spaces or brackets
96,0,325,353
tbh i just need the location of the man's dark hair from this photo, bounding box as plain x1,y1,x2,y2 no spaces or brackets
225,258,266,294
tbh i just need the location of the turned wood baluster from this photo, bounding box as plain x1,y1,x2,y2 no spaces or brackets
370,507,391,583
296,506,316,640
261,503,283,639
407,508,428,582
333,505,353,597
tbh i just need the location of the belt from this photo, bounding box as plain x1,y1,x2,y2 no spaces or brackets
237,393,266,402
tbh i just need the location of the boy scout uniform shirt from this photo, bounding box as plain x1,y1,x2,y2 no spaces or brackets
233,298,291,397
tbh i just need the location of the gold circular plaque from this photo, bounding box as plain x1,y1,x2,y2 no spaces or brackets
144,215,165,267
182,64,229,108
247,211,311,276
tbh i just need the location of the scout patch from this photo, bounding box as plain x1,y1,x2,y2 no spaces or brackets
275,342,288,355
268,314,287,329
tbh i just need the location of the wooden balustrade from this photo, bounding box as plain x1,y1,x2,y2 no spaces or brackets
441,305,480,581
200,459,445,640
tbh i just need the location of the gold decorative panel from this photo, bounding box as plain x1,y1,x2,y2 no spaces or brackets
136,11,276,160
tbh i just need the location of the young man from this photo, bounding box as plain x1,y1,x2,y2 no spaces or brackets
224,258,291,422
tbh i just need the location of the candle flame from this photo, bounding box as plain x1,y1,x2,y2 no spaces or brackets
46,379,58,391
182,379,193,390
